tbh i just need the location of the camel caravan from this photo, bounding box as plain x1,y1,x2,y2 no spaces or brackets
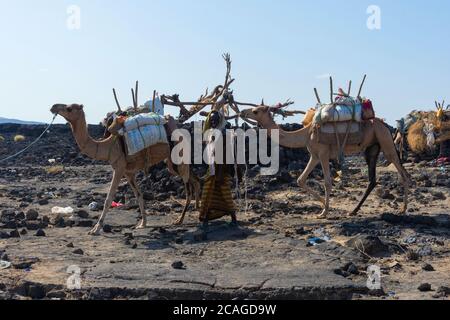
50,54,448,236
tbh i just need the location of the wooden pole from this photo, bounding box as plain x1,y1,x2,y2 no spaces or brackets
135,81,139,108
314,88,322,104
113,89,122,112
347,81,352,96
357,74,367,98
131,88,136,109
329,77,334,103
152,90,156,113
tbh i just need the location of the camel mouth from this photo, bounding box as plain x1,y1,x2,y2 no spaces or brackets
239,109,255,120
50,104,68,115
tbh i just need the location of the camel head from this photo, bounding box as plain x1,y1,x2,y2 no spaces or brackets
51,104,85,123
240,100,302,127
240,105,273,125
107,115,127,135
434,100,448,131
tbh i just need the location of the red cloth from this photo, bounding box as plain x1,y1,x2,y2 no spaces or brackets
362,99,375,120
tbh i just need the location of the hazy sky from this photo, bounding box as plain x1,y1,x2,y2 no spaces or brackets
0,0,449,124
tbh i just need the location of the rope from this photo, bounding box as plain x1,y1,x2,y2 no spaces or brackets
0,114,57,164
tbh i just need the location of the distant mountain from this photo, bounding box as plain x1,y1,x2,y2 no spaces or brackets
0,117,44,125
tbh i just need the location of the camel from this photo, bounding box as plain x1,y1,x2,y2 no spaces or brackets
403,101,450,155
50,103,201,235
240,104,412,218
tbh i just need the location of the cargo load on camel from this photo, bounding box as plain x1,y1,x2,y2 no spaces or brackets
116,113,169,156
311,76,375,147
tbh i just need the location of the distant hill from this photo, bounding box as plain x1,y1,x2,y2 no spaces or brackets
0,117,43,125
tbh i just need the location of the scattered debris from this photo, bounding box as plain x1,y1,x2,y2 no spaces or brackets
0,260,11,270
51,207,74,215
111,202,124,208
88,202,99,211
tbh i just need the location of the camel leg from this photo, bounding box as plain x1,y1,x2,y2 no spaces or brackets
89,168,124,235
297,156,326,207
384,151,410,214
126,173,147,229
174,183,191,225
318,155,332,219
378,135,411,214
192,176,201,210
350,144,380,216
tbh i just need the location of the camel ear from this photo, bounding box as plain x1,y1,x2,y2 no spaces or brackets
79,104,84,110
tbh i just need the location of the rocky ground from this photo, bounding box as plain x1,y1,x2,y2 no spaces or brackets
0,123,449,300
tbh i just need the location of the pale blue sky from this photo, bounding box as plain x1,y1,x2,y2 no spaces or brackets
0,0,449,124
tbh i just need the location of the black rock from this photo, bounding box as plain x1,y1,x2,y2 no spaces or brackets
41,216,50,224
0,231,10,239
407,250,420,261
76,210,89,219
76,220,93,228
66,242,74,248
37,199,49,206
35,229,46,237
4,221,18,229
1,209,16,223
345,262,359,275
15,211,25,220
422,263,435,272
431,191,446,200
28,284,46,299
437,286,450,296
46,290,66,299
171,261,185,270
20,228,27,235
25,209,39,221
53,216,66,228
333,268,350,278
25,222,41,231
9,229,20,238
418,283,432,292
73,249,84,255
12,257,40,269
102,224,112,233
346,235,389,257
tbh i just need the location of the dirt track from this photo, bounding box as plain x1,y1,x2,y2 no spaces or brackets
1,160,449,300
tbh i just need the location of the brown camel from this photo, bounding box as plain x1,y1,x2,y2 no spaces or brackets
405,101,450,155
240,105,412,218
50,103,200,235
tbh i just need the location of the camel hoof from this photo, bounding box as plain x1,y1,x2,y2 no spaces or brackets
88,224,102,236
135,221,147,230
348,211,358,217
173,219,184,226
317,209,329,219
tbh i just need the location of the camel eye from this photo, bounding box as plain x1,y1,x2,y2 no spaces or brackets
67,107,73,112
253,110,258,115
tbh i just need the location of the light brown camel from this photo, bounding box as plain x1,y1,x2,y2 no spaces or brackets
50,103,200,235
240,105,412,218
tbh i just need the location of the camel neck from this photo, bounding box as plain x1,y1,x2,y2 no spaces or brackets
260,116,309,149
70,115,117,162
